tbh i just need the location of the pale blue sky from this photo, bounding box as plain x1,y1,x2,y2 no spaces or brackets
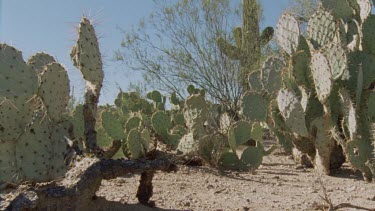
0,0,290,104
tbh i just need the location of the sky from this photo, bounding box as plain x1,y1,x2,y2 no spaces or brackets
0,0,290,105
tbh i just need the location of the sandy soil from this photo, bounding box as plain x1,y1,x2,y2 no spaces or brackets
96,151,375,211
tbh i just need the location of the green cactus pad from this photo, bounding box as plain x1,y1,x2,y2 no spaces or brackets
38,62,70,120
71,104,84,140
260,27,275,46
0,140,17,183
184,94,208,130
321,42,348,80
170,92,180,106
187,85,196,95
127,128,144,159
240,146,263,171
101,110,125,140
261,57,284,95
218,149,246,171
150,90,162,103
151,111,171,137
321,0,355,19
307,8,337,48
248,71,263,92
277,89,309,137
0,44,38,101
292,36,312,87
140,128,151,151
171,125,187,136
171,112,185,126
310,52,333,103
97,127,113,148
251,122,263,142
125,116,141,134
346,140,373,179
199,133,227,162
217,37,241,60
361,53,375,90
16,113,66,181
228,121,252,156
70,17,104,84
276,13,300,55
362,15,375,55
0,99,34,140
49,120,72,178
27,52,56,74
240,92,267,122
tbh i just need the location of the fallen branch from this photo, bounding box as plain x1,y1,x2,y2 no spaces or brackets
4,154,176,211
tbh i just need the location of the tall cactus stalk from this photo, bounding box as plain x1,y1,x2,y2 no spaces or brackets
217,0,274,89
71,18,104,154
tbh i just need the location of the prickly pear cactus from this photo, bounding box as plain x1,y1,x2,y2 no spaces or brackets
0,44,73,184
38,63,70,120
259,0,375,180
220,121,276,172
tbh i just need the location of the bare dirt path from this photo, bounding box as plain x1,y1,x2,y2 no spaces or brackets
97,151,375,211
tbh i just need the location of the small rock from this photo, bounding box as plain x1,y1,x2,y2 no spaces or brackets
347,186,356,192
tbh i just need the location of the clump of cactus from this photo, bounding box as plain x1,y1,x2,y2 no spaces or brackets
0,46,73,183
259,0,375,180
0,17,109,184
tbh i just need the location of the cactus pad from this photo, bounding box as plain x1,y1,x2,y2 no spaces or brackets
276,14,300,55
240,92,267,122
310,52,333,103
321,0,355,19
261,57,283,95
307,8,337,48
277,89,309,137
70,104,84,140
27,52,56,74
184,94,208,130
151,111,171,137
38,63,70,120
0,44,38,101
228,121,251,156
70,17,104,84
322,42,348,80
127,128,144,159
125,116,141,132
362,15,375,55
218,150,245,170
240,146,263,171
0,140,17,183
0,99,34,140
101,110,125,140
248,71,263,92
16,113,69,181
